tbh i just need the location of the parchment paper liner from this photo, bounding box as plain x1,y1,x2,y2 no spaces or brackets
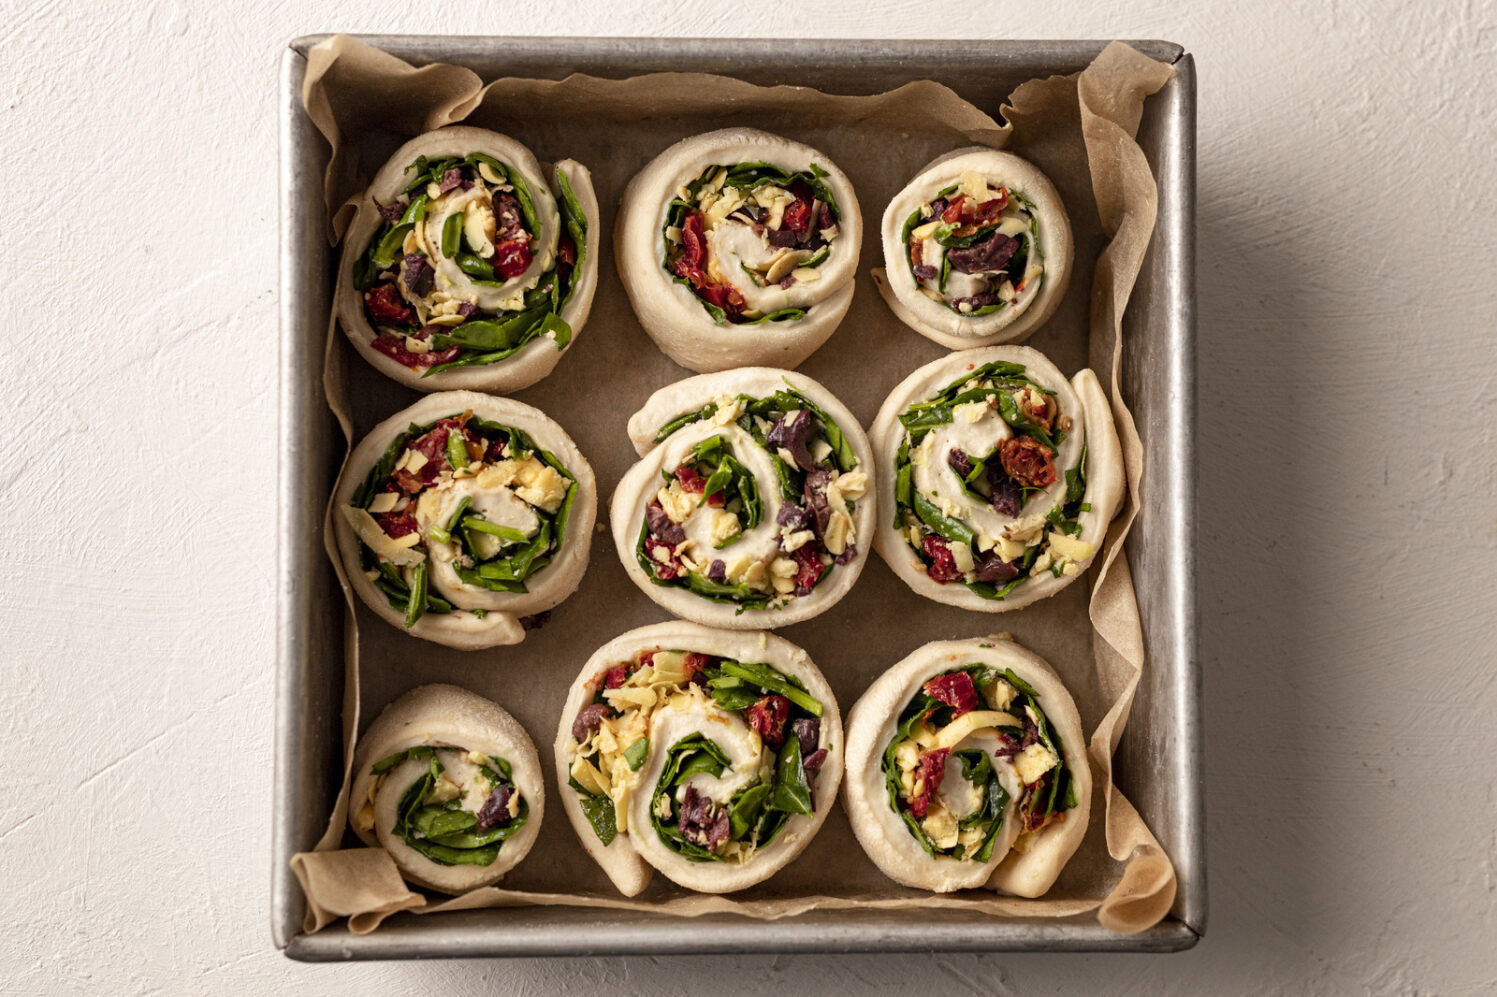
290,35,1176,938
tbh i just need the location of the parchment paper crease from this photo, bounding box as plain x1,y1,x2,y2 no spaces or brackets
291,35,1177,938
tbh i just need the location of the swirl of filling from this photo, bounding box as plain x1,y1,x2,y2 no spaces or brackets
877,148,1072,350
871,346,1123,613
350,684,545,894
616,128,862,372
610,368,875,629
843,637,1091,897
556,622,842,895
337,125,599,393
333,391,597,649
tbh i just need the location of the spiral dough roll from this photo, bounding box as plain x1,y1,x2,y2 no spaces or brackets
350,684,545,894
878,148,1072,350
843,637,1090,897
556,622,843,895
333,391,596,649
336,126,599,393
615,128,861,372
871,346,1123,613
610,368,875,629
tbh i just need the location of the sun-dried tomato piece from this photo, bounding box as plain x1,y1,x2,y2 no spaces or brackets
374,509,418,539
602,662,640,690
924,671,979,717
939,195,969,224
386,418,464,491
992,731,1022,759
999,437,1058,488
491,238,532,280
682,652,715,684
669,211,749,319
908,748,950,818
939,191,1009,232
791,543,826,595
695,281,746,318
748,695,790,749
365,284,416,326
921,535,963,584
672,212,709,280
370,332,458,372
674,466,706,494
558,234,576,267
1017,389,1057,433
780,196,812,233
643,535,683,580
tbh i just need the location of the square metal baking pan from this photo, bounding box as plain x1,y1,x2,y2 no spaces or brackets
275,34,1200,959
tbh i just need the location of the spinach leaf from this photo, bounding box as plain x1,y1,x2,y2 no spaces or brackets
464,153,538,231
1065,440,1088,504
912,490,975,547
440,210,464,257
624,737,649,772
653,403,719,443
717,660,822,716
1002,668,1042,699
568,776,618,846
554,166,589,310
371,223,413,268
412,806,478,839
739,307,807,325
768,735,812,817
403,558,430,628
935,221,1001,249
434,307,549,351
370,744,435,774
728,784,772,839
427,803,528,848
404,839,502,867
462,515,527,544
707,675,761,712
683,571,762,605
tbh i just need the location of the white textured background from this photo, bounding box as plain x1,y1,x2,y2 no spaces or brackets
2,0,1494,993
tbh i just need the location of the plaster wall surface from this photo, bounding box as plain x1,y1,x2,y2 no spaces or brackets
1,1,1493,993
